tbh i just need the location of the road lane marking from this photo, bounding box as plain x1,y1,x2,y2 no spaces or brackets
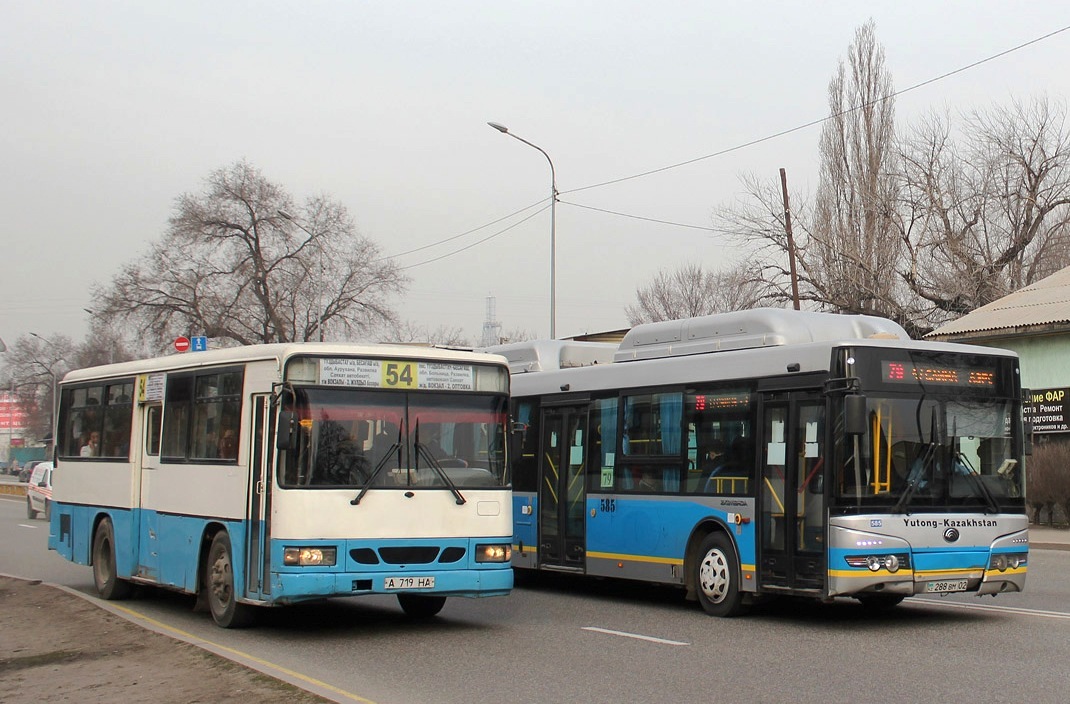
582,626,689,646
910,599,1070,620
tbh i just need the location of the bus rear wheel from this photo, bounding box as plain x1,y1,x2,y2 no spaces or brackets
694,533,746,617
92,518,133,600
206,531,255,628
397,594,446,618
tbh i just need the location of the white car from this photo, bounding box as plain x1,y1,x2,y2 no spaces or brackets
26,461,53,520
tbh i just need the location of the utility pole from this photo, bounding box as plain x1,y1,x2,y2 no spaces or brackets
780,168,801,311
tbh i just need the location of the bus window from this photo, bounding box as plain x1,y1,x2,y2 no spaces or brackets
59,381,134,460
587,397,617,492
162,369,244,462
620,392,683,493
685,388,753,494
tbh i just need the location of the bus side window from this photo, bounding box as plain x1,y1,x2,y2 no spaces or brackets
685,388,753,495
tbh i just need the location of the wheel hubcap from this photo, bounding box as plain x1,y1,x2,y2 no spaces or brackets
698,548,730,603
210,552,233,606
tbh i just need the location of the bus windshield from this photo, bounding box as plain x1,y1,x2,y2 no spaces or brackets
834,395,1024,509
279,387,509,489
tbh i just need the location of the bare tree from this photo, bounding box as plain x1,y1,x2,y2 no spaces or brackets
387,322,472,348
808,20,904,321
0,334,76,442
626,261,773,325
1026,440,1070,525
718,23,1070,338
716,21,914,330
92,161,407,351
899,97,1070,327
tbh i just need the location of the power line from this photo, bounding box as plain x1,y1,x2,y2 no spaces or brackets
380,196,548,261
559,199,715,231
388,23,1070,264
562,23,1070,196
399,203,552,270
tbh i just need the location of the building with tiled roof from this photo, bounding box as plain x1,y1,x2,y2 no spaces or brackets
927,265,1070,438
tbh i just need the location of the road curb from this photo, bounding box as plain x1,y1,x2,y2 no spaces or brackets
1031,542,1070,552
0,572,364,703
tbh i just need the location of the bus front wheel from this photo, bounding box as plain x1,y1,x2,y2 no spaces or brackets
397,594,446,618
92,518,132,600
206,531,255,628
694,533,746,617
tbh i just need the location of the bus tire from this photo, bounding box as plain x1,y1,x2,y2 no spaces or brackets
26,498,37,520
397,594,446,618
694,532,746,617
206,531,255,628
92,518,133,600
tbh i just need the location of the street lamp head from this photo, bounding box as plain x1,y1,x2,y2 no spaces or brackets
487,122,509,134
277,209,294,221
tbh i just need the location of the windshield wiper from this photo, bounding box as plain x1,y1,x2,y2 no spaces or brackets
413,421,466,505
351,424,404,506
414,443,467,505
953,451,1000,514
350,442,401,506
892,442,936,515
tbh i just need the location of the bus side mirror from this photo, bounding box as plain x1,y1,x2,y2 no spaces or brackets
844,395,868,436
1024,420,1034,456
277,411,295,450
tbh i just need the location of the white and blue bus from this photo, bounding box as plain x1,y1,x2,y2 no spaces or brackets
491,309,1029,616
48,343,513,627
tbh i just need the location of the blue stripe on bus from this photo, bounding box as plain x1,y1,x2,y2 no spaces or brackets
50,503,511,603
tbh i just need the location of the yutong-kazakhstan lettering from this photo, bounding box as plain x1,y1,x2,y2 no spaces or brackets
903,518,998,528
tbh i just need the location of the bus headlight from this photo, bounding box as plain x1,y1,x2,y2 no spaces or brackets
283,547,337,566
475,544,512,563
989,552,1027,572
845,553,907,573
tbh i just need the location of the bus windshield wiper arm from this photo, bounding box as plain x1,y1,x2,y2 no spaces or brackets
415,442,466,505
954,451,1000,514
351,444,401,506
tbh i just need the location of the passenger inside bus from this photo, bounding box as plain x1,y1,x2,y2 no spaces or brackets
703,437,751,493
217,428,238,460
80,432,100,457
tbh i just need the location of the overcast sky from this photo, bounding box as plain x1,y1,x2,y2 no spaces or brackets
3,2,1069,349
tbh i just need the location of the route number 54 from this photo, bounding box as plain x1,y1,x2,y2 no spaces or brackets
383,361,417,388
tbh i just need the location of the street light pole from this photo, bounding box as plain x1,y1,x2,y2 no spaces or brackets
488,122,558,339
28,333,58,449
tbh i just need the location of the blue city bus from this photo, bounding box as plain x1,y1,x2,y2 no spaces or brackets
491,309,1029,615
48,343,513,627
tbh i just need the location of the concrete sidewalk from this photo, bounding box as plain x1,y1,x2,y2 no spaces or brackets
1029,525,1070,551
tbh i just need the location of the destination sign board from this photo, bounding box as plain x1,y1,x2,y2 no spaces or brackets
319,358,475,391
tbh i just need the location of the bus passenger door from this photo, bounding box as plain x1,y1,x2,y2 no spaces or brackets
245,395,272,599
137,403,163,581
758,392,826,593
538,405,588,570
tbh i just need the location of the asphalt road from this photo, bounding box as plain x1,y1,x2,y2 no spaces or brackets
3,492,1070,704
